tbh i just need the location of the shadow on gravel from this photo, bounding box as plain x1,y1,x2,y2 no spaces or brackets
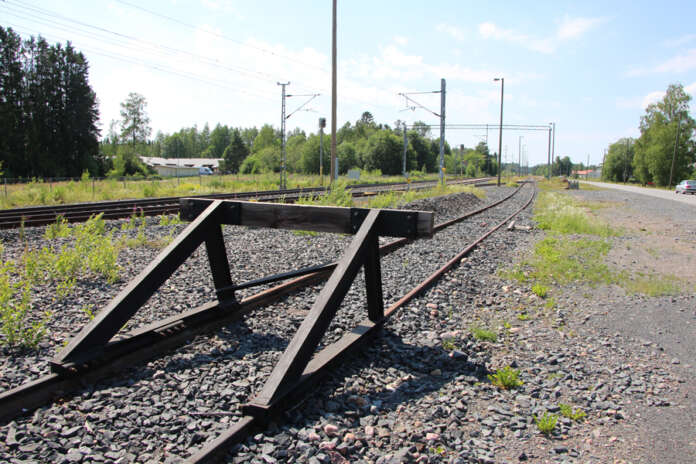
282,329,488,427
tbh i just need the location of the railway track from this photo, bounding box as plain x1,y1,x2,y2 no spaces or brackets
0,177,493,229
0,182,534,463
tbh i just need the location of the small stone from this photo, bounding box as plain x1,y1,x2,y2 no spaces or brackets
430,369,442,376
364,426,375,438
425,432,439,441
518,451,528,461
426,303,438,309
343,432,356,443
319,441,335,450
323,424,339,436
430,310,439,317
307,431,321,441
671,358,681,365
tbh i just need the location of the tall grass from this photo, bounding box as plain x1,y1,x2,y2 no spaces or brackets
0,171,449,209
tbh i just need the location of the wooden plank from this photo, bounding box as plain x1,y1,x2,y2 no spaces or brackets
364,231,383,322
53,201,224,366
204,223,235,303
247,209,381,408
180,199,433,237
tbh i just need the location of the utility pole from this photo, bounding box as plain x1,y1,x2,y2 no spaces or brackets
551,122,556,166
624,138,630,183
587,153,590,179
518,135,523,177
397,79,446,184
439,78,446,185
278,82,289,190
402,122,408,176
546,124,552,179
460,144,465,176
330,0,337,184
668,115,682,188
319,117,326,185
494,77,504,186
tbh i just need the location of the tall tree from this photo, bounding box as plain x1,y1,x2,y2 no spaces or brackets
633,83,695,186
220,130,248,173
119,92,151,146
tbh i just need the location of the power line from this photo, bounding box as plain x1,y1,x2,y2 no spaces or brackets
114,0,330,74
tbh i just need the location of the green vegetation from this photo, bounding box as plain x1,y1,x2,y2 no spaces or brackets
559,403,586,422
0,27,100,180
517,313,530,321
621,273,683,296
603,83,695,186
0,248,50,348
534,412,558,435
441,338,457,351
534,192,618,237
488,366,523,390
531,283,548,298
470,326,498,342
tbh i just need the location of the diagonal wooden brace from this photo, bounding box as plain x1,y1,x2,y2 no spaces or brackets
52,200,229,368
244,209,382,412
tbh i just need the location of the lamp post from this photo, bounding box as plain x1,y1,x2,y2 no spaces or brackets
494,77,504,186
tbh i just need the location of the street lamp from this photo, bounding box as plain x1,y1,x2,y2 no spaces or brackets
494,78,504,186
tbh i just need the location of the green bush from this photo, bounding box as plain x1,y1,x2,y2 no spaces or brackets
535,412,558,435
488,366,523,390
471,326,497,342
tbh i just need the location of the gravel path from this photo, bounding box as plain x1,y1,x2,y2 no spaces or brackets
1,182,693,464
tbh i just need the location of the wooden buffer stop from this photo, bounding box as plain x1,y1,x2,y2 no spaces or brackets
47,198,433,459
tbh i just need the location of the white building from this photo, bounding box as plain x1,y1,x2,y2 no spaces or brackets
140,156,222,177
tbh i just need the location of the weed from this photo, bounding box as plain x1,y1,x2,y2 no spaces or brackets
534,412,558,435
293,230,318,237
442,338,457,351
558,403,586,422
502,321,511,330
531,283,548,298
488,366,523,390
80,304,96,320
544,298,556,310
517,314,530,321
471,326,498,342
158,213,183,227
45,216,71,240
0,253,51,348
534,192,618,237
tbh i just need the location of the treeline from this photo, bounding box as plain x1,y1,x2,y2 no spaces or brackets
603,83,695,185
0,27,101,178
104,110,498,178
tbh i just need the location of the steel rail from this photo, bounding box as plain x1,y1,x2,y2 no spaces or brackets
189,183,536,463
0,181,523,434
0,177,492,229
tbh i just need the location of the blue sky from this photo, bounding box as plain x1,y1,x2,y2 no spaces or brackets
2,0,695,167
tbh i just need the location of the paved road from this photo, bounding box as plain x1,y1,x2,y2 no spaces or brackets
579,180,696,206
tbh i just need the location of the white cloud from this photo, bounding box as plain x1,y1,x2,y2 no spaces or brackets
393,35,408,46
556,16,605,40
477,15,605,54
685,82,696,96
663,34,696,47
436,23,466,41
628,48,696,76
655,48,696,73
641,91,664,109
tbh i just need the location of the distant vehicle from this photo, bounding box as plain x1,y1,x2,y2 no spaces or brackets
199,167,213,175
675,179,696,194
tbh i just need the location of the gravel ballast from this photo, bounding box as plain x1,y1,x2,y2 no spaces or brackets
1,183,693,464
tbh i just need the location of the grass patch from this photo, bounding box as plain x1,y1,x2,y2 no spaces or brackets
534,412,558,435
503,236,616,287
559,403,586,422
619,273,684,296
441,338,457,351
534,192,618,237
531,283,548,298
517,313,530,321
470,326,498,342
488,366,523,390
